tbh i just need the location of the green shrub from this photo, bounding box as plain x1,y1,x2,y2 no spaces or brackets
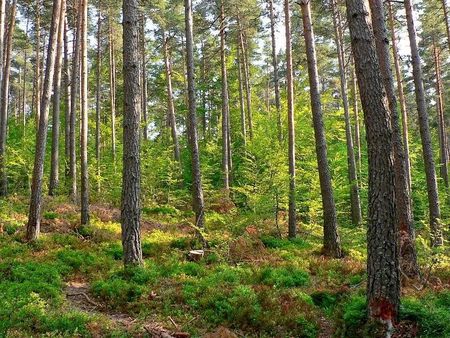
260,266,310,288
43,211,58,220
3,224,21,235
91,278,144,308
103,242,123,260
336,294,367,338
311,291,338,309
56,249,96,272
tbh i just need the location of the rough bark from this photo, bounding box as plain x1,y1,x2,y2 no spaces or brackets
49,0,66,196
331,0,361,227
346,0,400,330
404,0,443,247
27,0,62,241
285,0,296,238
185,0,205,229
370,0,418,278
122,0,143,266
350,57,362,174
300,0,341,258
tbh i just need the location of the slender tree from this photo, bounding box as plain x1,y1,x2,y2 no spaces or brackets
285,0,296,238
122,0,143,265
185,0,205,229
404,0,443,247
95,0,102,192
109,19,117,164
346,0,399,331
27,0,62,241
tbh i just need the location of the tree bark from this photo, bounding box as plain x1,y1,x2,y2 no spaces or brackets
404,0,443,247
141,16,149,141
49,0,66,196
109,20,117,165
237,46,247,146
350,57,362,174
185,0,205,229
122,0,143,266
95,0,102,192
300,0,341,258
64,17,71,183
285,0,296,238
34,0,41,130
331,0,361,227
27,0,62,241
80,0,90,226
370,0,418,278
346,0,400,331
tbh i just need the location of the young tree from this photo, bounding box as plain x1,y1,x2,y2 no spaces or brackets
346,0,399,332
285,0,296,238
404,0,443,247
122,0,143,265
27,0,62,241
300,0,341,258
185,0,205,229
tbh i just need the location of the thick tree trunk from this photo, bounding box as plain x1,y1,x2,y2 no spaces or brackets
404,0,443,247
370,0,418,279
285,0,296,238
301,0,341,258
269,0,282,144
49,0,66,196
27,0,62,241
122,0,143,266
346,0,400,331
185,0,205,229
331,0,361,227
80,0,90,226
220,2,230,191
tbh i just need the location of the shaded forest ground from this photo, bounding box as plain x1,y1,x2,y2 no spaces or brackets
1,195,450,337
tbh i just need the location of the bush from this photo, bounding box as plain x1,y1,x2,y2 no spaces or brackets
260,266,310,288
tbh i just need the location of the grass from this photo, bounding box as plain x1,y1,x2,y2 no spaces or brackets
1,196,450,337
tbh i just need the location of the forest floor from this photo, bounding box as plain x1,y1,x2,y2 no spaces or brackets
1,195,450,337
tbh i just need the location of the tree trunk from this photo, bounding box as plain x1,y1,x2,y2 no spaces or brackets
27,0,62,241
269,0,282,145
49,0,66,196
433,42,449,187
185,0,205,229
237,46,247,146
285,0,296,238
404,0,443,247
34,0,41,130
346,0,400,331
64,17,71,183
220,1,230,191
0,0,4,188
388,0,412,194
442,0,450,51
370,0,418,279
109,21,117,165
331,0,361,227
80,0,89,226
141,16,149,141
69,2,82,202
95,0,102,192
300,0,341,258
162,31,183,188
122,0,143,266
350,57,362,174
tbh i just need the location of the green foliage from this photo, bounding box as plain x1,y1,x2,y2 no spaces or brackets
336,294,367,338
260,266,311,288
43,211,58,220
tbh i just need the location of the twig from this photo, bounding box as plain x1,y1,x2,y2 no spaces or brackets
168,316,179,330
67,292,101,308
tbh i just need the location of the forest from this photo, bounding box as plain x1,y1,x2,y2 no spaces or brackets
1,0,450,336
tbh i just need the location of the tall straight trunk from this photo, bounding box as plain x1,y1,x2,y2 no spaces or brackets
370,0,418,278
237,15,253,141
404,0,443,247
34,0,41,129
64,17,71,181
49,0,66,196
109,21,117,164
301,0,341,258
442,0,450,51
285,0,296,238
162,31,183,188
27,0,62,241
269,0,282,144
433,42,449,187
185,0,205,228
0,0,6,196
95,0,101,192
220,2,230,191
122,0,142,266
237,46,247,146
69,2,82,202
141,16,148,141
346,0,399,330
80,0,89,226
331,0,361,227
350,57,362,174
388,0,412,194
